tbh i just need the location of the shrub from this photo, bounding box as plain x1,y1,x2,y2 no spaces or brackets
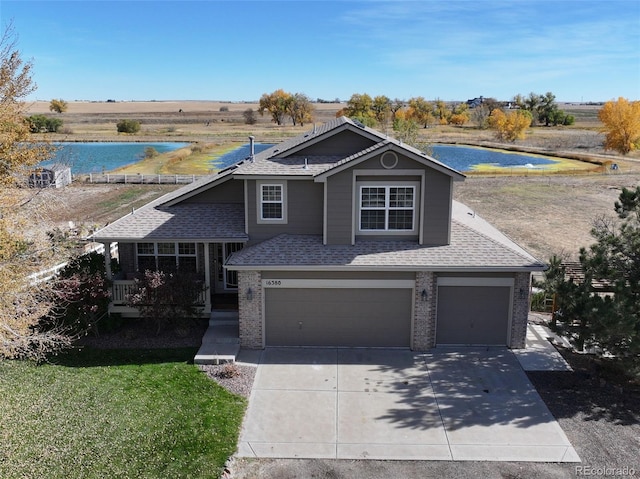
243,108,257,125
126,269,207,334
217,362,240,378
219,106,229,112
27,114,63,133
50,251,114,334
116,119,141,134
143,146,158,158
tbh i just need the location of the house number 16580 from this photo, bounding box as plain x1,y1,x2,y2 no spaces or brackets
265,280,282,286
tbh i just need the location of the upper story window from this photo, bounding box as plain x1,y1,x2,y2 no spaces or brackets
358,184,417,233
136,242,197,273
257,181,287,224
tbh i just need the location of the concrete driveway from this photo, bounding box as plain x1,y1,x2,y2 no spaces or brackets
237,347,580,462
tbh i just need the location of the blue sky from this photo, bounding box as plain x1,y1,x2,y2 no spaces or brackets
2,0,639,102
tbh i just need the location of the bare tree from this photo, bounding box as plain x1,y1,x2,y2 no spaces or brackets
0,24,65,360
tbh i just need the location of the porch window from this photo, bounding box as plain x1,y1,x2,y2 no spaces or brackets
359,184,416,232
136,242,198,273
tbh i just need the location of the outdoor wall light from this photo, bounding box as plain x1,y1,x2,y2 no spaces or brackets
421,289,428,301
519,288,526,299
247,288,253,301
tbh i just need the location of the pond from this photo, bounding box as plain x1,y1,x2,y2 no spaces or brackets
44,142,190,174
431,144,557,171
211,143,275,169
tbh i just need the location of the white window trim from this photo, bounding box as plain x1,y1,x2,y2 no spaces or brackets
357,182,419,235
256,180,288,224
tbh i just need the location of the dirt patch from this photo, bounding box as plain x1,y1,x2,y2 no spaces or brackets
453,172,640,262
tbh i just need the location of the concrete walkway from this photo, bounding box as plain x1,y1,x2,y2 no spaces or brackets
237,347,580,462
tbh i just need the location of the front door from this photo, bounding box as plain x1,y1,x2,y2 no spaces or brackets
213,242,244,292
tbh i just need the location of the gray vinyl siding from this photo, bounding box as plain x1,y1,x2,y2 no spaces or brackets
247,179,323,243
422,170,452,245
355,154,424,170
181,178,244,204
295,130,376,156
325,168,353,244
324,152,454,245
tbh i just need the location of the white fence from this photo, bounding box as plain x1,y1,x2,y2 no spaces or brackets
87,173,206,184
28,242,118,285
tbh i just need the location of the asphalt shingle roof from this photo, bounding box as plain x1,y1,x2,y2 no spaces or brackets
92,203,247,242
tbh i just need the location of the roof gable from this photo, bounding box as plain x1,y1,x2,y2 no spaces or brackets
234,116,466,180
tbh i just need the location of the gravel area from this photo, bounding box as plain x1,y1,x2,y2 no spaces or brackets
198,363,257,399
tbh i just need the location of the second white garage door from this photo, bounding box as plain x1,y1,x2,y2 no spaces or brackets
265,287,412,347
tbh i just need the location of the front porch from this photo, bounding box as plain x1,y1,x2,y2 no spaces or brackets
101,240,244,318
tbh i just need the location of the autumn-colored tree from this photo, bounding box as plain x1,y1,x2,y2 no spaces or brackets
372,95,392,127
598,97,640,155
288,93,314,126
392,111,419,146
433,99,451,125
488,108,532,142
0,25,65,360
407,97,435,128
449,103,470,126
337,93,376,126
258,89,293,125
49,98,68,113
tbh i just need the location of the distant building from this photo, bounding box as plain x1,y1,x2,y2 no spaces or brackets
466,96,484,108
29,164,72,188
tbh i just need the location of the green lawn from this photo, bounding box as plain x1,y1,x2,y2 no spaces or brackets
0,348,246,479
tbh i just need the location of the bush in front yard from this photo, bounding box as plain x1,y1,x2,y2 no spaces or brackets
126,269,207,333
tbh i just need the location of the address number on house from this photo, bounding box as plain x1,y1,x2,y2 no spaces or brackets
263,280,283,287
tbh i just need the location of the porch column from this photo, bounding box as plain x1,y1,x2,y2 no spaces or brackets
203,242,212,314
103,242,112,280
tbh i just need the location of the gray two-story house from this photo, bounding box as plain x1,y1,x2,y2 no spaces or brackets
93,116,545,351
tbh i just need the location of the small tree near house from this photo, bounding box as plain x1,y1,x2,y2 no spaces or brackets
544,186,640,361
126,269,208,334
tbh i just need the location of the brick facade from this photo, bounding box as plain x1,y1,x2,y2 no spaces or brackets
238,270,263,349
509,272,532,349
413,272,436,351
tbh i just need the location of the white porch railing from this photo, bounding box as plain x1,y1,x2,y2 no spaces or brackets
111,280,207,305
112,280,136,305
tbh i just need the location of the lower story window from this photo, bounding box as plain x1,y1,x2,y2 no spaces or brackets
137,242,198,273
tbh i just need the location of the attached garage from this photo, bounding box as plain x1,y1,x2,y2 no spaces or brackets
263,279,413,347
436,277,514,346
